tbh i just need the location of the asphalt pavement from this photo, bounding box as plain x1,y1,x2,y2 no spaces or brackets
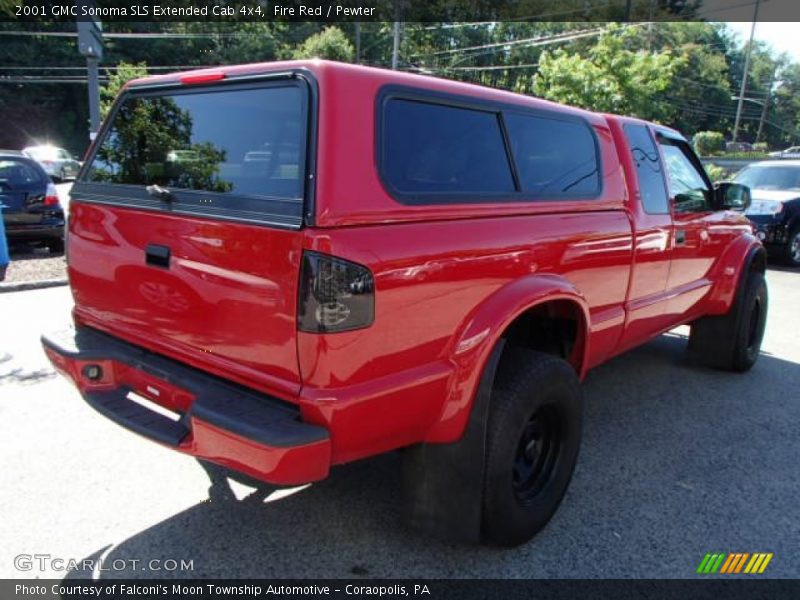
1,269,798,579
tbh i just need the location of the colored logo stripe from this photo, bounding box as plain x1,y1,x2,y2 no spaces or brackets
720,553,749,573
698,552,773,575
697,553,726,574
744,553,774,574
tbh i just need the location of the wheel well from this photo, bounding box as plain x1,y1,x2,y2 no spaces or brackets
497,300,585,374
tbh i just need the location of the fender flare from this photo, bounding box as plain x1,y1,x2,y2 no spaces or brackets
705,233,766,315
425,273,591,444
403,274,590,542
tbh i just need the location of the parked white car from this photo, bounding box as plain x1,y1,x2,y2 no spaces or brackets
768,146,800,159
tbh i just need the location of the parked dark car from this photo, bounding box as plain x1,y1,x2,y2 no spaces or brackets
735,160,800,267
22,145,81,182
0,153,64,253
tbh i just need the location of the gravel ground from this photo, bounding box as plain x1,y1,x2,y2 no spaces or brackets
1,245,66,285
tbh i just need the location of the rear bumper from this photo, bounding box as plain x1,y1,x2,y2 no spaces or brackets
5,223,64,242
42,326,331,485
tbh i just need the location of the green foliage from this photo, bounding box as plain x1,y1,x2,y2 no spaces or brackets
753,142,769,152
101,62,148,119
292,26,354,62
703,163,733,183
532,25,683,121
93,96,191,183
693,131,725,156
0,0,16,16
92,94,232,193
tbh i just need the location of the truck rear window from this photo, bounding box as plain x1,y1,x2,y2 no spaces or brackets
87,84,306,203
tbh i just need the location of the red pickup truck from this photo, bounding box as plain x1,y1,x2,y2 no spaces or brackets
43,60,766,547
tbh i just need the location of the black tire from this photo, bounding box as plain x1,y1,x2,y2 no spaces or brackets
783,226,800,268
48,238,65,254
689,272,768,372
482,349,582,547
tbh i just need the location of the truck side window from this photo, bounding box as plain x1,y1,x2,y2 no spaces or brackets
623,124,669,214
658,137,711,213
382,98,515,197
504,113,599,197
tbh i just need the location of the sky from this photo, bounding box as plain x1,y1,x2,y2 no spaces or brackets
724,22,800,62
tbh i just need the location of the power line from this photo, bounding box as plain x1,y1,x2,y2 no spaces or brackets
0,65,219,71
0,78,109,84
441,63,540,72
411,25,609,58
0,30,248,38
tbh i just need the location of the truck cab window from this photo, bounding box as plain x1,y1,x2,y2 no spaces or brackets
658,137,711,213
623,123,669,214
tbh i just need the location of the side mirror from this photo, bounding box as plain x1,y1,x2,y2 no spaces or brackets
714,181,751,211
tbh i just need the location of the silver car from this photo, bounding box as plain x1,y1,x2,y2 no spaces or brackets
22,145,82,181
767,146,800,159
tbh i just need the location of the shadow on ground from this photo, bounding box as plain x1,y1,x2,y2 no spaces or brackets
0,352,56,386
63,332,800,579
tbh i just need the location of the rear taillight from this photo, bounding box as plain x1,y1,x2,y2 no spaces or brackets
44,183,59,206
298,252,375,333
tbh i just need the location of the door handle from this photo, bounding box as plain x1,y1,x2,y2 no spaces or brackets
675,230,686,246
145,244,171,268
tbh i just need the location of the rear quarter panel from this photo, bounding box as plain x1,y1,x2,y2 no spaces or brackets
299,213,633,464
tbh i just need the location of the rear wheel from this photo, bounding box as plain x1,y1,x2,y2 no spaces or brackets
482,349,582,546
783,226,800,268
689,272,767,372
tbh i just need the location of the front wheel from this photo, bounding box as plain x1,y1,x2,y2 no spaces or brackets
783,227,800,268
689,272,768,372
482,349,582,546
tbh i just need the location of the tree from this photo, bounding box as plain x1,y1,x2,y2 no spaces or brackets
693,131,725,156
101,62,148,119
532,25,683,121
292,26,355,62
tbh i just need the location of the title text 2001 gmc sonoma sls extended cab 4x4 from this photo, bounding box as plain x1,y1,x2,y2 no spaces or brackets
43,60,766,546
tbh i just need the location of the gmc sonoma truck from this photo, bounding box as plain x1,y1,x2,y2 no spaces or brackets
43,60,767,546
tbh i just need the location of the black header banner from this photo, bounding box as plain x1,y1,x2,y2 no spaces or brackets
3,0,800,22
3,579,800,600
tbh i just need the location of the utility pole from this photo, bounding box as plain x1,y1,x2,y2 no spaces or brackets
391,21,400,70
76,1,104,142
355,22,361,64
732,0,761,143
756,72,774,144
756,81,772,144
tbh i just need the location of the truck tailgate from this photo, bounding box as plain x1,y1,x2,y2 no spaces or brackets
68,201,304,396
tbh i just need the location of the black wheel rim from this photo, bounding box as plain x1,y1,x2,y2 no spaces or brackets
747,296,762,351
791,233,800,263
512,405,562,506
